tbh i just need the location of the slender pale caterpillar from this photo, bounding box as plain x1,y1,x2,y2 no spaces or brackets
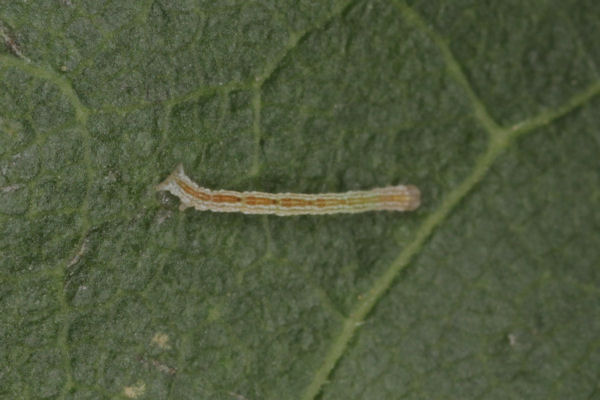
156,164,420,216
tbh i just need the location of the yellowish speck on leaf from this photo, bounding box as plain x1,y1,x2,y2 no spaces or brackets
123,381,145,398
151,332,170,349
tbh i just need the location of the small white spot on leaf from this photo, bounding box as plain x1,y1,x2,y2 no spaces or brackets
151,332,170,349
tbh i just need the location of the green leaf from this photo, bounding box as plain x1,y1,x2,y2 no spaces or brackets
1,1,599,399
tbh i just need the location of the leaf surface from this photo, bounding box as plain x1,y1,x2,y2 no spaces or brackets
1,1,599,399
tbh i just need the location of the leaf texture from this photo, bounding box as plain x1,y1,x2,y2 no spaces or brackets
1,1,599,399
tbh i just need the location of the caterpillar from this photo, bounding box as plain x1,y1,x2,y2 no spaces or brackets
156,164,420,216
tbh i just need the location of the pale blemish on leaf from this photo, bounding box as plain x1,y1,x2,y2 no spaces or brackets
151,332,170,349
1,184,23,193
123,381,145,398
67,238,89,269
